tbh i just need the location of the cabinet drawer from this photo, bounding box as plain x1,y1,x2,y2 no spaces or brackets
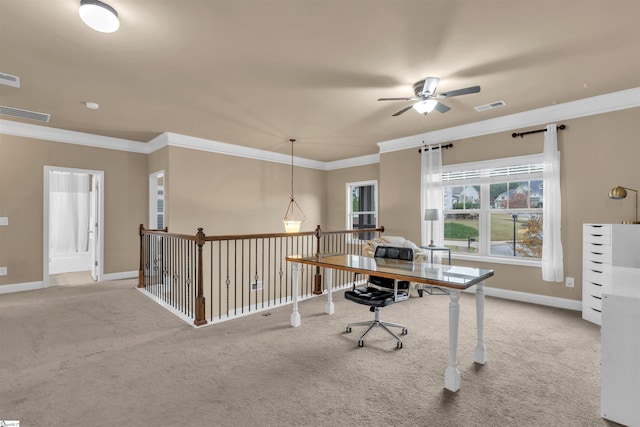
583,259,612,276
584,268,611,287
583,243,612,263
582,305,602,325
583,280,604,299
584,224,611,236
583,292,603,311
584,232,611,245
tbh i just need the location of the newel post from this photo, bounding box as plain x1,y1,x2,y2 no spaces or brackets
313,224,323,295
194,228,208,326
138,224,145,288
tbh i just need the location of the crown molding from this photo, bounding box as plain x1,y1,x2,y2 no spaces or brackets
2,87,638,169
160,132,327,170
377,87,640,154
0,119,149,153
325,153,380,170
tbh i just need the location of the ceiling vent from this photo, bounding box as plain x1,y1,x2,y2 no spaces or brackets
0,72,20,88
0,105,51,123
474,100,506,112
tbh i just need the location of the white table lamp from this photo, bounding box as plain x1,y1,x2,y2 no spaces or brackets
424,208,440,247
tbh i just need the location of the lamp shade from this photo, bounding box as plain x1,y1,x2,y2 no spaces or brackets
79,0,120,33
608,186,628,199
424,208,440,221
413,99,438,115
283,220,302,233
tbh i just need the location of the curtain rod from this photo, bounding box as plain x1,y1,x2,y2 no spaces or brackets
418,143,453,153
512,124,566,138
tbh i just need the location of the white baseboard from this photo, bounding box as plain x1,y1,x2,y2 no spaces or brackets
0,270,138,295
102,270,137,281
464,286,582,311
0,281,45,294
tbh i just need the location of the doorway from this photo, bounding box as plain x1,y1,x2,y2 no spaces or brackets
43,166,104,287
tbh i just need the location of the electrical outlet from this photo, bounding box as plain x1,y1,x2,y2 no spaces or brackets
565,277,574,288
0,267,7,276
0,217,8,226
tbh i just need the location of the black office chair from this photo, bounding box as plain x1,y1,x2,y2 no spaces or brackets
344,245,413,349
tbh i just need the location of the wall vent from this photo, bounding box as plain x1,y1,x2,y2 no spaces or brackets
0,72,20,88
475,100,506,112
0,105,51,123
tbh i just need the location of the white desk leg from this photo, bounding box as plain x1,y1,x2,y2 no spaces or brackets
444,290,461,392
290,263,301,327
325,268,335,315
474,281,487,364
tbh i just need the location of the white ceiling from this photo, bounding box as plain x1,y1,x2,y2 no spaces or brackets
0,0,639,162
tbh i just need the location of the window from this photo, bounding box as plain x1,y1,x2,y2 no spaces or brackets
149,171,165,229
441,155,543,263
346,180,378,240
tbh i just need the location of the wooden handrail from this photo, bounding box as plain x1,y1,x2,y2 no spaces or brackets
138,224,385,326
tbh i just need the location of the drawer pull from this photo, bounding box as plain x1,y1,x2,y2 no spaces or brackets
590,252,603,256
592,307,602,313
592,295,602,300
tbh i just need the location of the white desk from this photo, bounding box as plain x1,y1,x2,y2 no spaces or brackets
286,253,494,392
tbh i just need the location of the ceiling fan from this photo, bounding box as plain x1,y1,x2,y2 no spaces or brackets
378,77,481,117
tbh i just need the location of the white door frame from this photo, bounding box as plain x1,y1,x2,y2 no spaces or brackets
43,166,105,287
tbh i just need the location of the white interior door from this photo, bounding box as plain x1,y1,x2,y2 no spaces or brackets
89,174,100,281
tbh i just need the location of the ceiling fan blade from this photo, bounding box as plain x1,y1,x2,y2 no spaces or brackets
439,85,481,98
391,104,415,117
378,97,418,101
434,102,451,113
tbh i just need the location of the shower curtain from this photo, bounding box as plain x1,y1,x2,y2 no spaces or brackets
49,171,90,256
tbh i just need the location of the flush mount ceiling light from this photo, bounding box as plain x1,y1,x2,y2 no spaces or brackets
79,0,120,33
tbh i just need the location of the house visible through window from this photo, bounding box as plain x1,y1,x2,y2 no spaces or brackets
441,155,543,261
346,180,378,240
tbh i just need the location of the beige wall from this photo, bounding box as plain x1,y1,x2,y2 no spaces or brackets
325,163,379,231
165,146,325,236
2,106,638,301
373,108,640,300
0,134,147,285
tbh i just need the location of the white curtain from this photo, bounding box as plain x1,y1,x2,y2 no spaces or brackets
49,172,90,254
542,124,564,282
420,145,444,248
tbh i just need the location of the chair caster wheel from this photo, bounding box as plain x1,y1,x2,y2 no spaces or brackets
397,341,403,349
358,340,364,347
346,326,352,333
402,328,408,335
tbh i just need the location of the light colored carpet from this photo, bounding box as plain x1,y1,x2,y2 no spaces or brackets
0,279,619,427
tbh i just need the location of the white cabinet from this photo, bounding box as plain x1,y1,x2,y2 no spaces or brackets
601,288,640,427
584,224,640,426
582,224,640,325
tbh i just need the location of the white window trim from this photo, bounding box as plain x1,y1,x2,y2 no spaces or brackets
442,154,544,267
346,179,378,242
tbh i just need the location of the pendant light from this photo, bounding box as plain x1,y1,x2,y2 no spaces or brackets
79,0,120,33
283,139,306,233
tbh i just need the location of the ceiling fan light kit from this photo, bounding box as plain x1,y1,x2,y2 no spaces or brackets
378,76,481,117
413,99,438,115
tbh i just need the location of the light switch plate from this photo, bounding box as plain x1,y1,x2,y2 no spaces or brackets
0,217,8,226
0,267,7,276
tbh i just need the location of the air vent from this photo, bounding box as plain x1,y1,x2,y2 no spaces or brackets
0,105,51,123
474,100,506,112
0,72,20,88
